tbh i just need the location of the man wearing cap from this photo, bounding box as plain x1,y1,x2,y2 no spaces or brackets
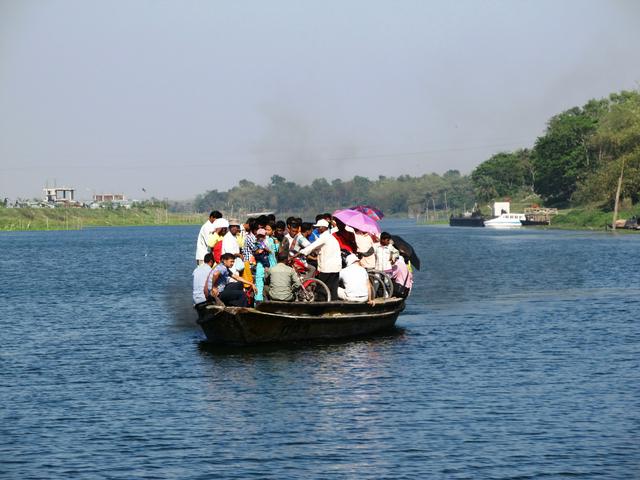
338,254,375,304
208,218,229,264
298,218,341,301
196,210,222,265
222,219,244,274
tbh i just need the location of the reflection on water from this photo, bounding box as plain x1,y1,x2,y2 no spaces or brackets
1,223,639,479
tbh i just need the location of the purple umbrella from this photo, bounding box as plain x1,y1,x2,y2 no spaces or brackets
333,208,381,236
350,205,384,221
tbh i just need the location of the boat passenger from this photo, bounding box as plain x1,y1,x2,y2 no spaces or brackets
298,219,341,301
338,254,375,305
290,222,316,279
210,253,257,307
253,228,271,302
264,251,302,302
222,220,244,273
374,231,399,273
192,253,215,305
195,211,222,265
354,229,376,270
391,255,413,298
210,218,229,264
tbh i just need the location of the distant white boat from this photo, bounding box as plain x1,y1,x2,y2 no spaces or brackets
484,213,526,228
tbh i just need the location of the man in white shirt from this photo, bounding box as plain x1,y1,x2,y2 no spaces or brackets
299,219,341,301
192,253,215,304
195,210,222,265
221,220,244,274
338,254,374,304
374,231,400,273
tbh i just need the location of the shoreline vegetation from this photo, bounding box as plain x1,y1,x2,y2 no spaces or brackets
0,207,201,231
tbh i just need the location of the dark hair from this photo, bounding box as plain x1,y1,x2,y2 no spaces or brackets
203,253,213,263
286,216,296,227
275,220,286,230
257,215,269,227
277,251,289,263
268,221,276,230
220,253,235,261
380,231,391,241
300,222,313,233
249,218,258,232
315,213,324,222
289,221,300,230
267,214,276,222
295,217,303,224
322,213,332,220
209,210,223,219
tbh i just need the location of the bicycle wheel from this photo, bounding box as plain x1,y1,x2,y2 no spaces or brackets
369,271,391,298
300,278,331,302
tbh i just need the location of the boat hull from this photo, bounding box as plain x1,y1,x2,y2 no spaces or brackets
196,298,405,345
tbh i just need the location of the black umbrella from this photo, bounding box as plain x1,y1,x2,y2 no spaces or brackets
391,235,421,270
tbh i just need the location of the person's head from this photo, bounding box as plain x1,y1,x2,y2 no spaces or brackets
300,222,313,238
249,219,259,234
244,217,255,232
322,213,332,222
267,214,276,223
220,253,235,267
288,221,300,236
345,253,360,267
277,250,289,263
203,253,214,266
229,220,240,235
334,217,346,231
218,227,228,236
315,213,324,224
265,223,274,236
255,228,267,240
380,232,391,246
257,215,269,228
286,216,296,228
314,219,330,233
275,220,286,238
209,210,223,221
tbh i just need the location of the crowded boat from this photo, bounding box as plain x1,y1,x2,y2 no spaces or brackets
192,208,416,309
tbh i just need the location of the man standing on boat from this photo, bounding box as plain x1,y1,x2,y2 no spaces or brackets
298,219,341,301
195,210,222,265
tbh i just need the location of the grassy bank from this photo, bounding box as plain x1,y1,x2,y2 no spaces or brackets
0,207,203,231
551,207,640,230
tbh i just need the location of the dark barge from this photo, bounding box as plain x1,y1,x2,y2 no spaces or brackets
196,297,405,345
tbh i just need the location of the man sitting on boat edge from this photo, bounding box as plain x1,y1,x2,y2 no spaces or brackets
209,253,257,307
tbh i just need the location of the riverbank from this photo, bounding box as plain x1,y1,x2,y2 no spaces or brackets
0,207,202,231
417,207,640,231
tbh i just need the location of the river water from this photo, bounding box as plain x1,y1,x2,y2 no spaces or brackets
1,222,638,479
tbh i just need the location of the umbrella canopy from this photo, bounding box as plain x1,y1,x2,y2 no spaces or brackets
390,235,421,270
350,205,384,222
333,209,381,236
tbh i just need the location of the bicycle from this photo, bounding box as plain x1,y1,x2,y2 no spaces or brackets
290,257,331,302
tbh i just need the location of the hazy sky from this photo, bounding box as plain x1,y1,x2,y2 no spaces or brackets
1,0,639,200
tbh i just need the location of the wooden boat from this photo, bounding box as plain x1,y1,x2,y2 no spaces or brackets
196,297,406,345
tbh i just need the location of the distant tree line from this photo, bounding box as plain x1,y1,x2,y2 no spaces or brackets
194,172,475,216
470,89,640,208
193,89,639,216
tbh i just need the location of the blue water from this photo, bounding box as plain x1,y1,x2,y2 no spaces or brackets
1,222,639,479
